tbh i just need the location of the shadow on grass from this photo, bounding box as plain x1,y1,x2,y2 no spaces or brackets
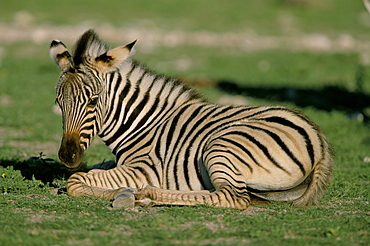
0,157,72,184
0,155,116,184
217,80,370,124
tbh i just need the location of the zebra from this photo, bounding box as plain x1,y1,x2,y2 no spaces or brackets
49,29,333,209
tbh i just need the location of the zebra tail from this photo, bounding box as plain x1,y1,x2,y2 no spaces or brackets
293,137,334,207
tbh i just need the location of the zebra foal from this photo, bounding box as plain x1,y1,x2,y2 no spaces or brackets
50,29,333,209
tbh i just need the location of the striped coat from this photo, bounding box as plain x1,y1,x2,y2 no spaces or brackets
50,30,333,209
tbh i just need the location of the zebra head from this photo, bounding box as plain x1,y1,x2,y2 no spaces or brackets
50,29,136,169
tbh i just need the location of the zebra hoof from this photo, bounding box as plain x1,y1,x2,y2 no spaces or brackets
112,192,135,208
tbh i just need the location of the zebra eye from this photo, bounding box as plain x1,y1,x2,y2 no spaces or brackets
87,96,99,108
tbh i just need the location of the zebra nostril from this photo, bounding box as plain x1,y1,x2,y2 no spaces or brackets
58,132,84,169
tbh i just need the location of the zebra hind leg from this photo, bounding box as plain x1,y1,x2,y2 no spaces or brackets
132,183,251,210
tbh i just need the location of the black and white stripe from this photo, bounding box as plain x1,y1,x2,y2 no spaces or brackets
50,30,333,209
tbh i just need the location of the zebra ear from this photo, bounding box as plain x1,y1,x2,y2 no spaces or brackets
49,40,73,71
95,40,137,72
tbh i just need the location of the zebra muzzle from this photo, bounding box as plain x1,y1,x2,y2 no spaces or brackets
58,132,84,170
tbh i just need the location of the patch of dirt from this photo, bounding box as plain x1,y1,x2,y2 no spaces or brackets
26,209,59,223
67,238,93,246
241,206,275,216
6,140,58,158
0,11,369,58
170,237,251,245
0,126,32,140
0,94,12,106
0,125,59,158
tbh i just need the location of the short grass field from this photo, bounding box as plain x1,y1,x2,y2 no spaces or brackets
0,0,369,245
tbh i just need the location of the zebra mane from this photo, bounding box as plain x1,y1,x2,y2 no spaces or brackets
73,29,109,66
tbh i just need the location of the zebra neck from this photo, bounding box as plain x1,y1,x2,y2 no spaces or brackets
99,60,204,150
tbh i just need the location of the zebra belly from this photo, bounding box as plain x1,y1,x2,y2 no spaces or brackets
204,120,315,193
245,168,308,191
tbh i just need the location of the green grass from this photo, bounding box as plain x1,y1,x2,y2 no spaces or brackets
139,47,364,88
1,0,368,37
0,184,368,245
0,0,369,245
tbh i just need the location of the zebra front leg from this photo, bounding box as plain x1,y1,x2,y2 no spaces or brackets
68,164,157,204
67,172,127,200
133,183,251,210
112,188,138,208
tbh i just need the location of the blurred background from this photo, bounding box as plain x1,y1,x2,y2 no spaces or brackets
0,0,369,163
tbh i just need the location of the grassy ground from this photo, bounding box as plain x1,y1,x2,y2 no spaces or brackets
0,0,369,245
